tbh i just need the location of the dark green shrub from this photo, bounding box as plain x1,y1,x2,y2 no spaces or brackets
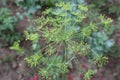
14,0,64,15
0,8,21,47
89,0,120,16
14,0,41,15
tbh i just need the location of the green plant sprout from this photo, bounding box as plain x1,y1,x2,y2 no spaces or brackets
10,41,24,53
84,69,97,80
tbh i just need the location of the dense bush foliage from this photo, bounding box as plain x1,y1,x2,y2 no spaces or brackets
0,8,21,47
14,0,41,15
89,0,120,16
14,0,64,15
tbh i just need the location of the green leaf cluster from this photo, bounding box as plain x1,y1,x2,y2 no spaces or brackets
89,0,120,16
84,69,97,80
25,53,68,79
14,0,41,14
93,55,108,67
10,41,24,53
14,0,63,15
0,8,21,46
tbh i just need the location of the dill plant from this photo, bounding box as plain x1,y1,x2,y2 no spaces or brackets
25,1,114,80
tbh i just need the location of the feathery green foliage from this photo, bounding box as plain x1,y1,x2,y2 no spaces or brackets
25,1,114,80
